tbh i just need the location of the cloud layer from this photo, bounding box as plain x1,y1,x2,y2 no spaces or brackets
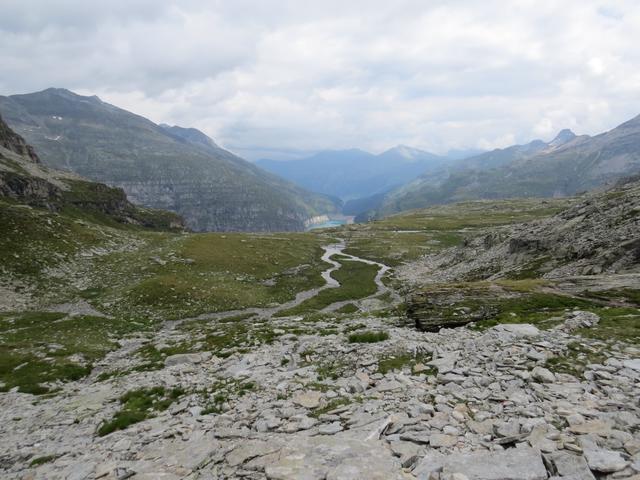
1,0,639,159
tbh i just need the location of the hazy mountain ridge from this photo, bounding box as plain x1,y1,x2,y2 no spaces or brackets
364,116,640,219
257,145,451,201
0,88,340,232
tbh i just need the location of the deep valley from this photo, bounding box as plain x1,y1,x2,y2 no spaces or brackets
1,112,639,478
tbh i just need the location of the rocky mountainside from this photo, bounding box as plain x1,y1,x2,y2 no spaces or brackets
366,117,640,219
0,113,184,230
257,146,450,201
0,88,340,232
399,178,640,287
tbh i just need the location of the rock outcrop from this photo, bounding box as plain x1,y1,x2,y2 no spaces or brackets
400,179,640,289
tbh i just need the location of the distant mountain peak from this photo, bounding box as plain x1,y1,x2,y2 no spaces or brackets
26,88,104,106
549,128,577,147
381,144,442,163
386,145,424,159
159,124,220,151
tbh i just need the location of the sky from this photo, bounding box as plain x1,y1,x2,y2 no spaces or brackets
1,1,639,160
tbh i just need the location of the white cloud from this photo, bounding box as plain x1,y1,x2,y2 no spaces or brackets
1,0,640,159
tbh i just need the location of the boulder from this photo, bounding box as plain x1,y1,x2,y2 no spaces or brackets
561,311,600,332
531,366,556,383
544,451,595,479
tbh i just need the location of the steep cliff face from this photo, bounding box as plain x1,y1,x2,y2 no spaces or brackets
0,113,40,162
0,88,340,232
0,113,184,231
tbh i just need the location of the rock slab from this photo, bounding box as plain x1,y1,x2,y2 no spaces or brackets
440,447,547,480
264,434,407,480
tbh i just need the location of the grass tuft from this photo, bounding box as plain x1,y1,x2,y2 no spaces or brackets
348,330,389,344
97,386,184,436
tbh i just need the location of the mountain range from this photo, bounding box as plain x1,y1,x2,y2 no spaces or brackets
256,145,452,201
360,117,640,220
3,88,639,230
0,88,340,232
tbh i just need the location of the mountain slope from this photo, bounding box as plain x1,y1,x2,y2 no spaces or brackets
0,88,339,232
0,113,184,230
368,117,640,219
257,146,449,201
400,177,640,287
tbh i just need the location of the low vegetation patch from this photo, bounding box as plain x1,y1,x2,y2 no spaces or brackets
378,351,434,375
348,330,389,343
340,197,572,265
29,455,58,467
545,341,607,377
200,378,258,415
335,303,359,314
0,311,128,394
98,386,184,436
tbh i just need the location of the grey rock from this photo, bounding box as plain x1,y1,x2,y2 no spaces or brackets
490,324,541,340
545,451,595,479
293,391,323,409
531,366,556,383
318,421,343,435
412,451,446,480
623,359,640,371
264,434,406,479
583,446,629,473
164,352,210,367
441,446,547,480
430,433,458,448
561,311,600,331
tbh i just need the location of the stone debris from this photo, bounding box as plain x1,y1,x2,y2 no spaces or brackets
560,310,600,332
1,315,638,480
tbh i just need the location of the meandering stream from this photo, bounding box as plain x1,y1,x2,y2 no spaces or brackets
169,240,394,328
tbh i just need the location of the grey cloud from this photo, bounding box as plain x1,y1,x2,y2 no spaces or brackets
1,0,640,157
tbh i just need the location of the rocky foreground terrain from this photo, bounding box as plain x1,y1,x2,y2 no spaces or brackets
1,305,639,479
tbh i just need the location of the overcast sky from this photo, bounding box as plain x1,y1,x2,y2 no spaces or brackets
1,1,639,160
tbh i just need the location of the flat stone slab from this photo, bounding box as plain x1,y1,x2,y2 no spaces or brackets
264,434,408,480
545,451,595,479
164,352,210,367
440,446,547,480
583,447,629,473
623,359,640,371
490,324,541,339
292,390,322,409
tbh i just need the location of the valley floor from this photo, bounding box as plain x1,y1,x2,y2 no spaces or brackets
1,196,639,479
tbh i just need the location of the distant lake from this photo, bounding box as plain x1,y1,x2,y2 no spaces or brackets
308,219,347,230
